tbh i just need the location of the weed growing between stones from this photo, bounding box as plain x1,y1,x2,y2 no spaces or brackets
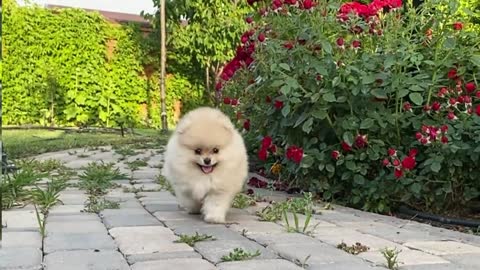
126,159,149,171
381,247,401,270
174,232,215,247
232,193,257,209
221,248,261,262
84,196,120,213
156,175,175,195
337,242,370,255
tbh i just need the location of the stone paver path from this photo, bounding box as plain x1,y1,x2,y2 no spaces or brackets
1,146,480,270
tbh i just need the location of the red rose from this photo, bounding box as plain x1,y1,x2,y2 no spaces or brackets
447,111,457,120
393,159,400,167
246,17,253,24
388,148,396,156
341,141,352,152
258,33,266,42
243,119,250,131
259,7,267,16
215,82,223,91
457,96,465,103
394,168,403,179
283,41,294,50
415,132,423,140
258,148,268,161
408,148,418,157
247,0,258,5
441,125,448,133
331,150,341,160
303,0,314,10
449,97,457,106
223,97,231,105
441,136,449,144
403,102,412,111
269,144,277,153
274,100,284,109
477,91,480,98
453,22,463,31
241,34,249,44
465,82,476,93
266,96,272,103
438,87,448,97
420,137,428,145
354,134,368,148
236,112,243,120
431,101,441,112
262,136,273,148
401,156,416,170
336,37,345,47
464,96,472,104
476,104,480,116
423,105,431,112
352,40,361,48
447,69,458,80
286,145,304,164
248,177,267,188
231,99,239,106
246,188,254,195
382,158,390,167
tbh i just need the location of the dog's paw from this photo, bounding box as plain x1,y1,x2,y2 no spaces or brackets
203,214,226,224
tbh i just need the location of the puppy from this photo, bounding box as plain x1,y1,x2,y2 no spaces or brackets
162,107,248,223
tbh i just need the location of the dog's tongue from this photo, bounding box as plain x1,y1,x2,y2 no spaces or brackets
201,165,214,174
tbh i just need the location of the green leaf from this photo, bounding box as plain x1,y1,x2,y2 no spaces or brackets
326,164,335,173
371,89,387,99
362,74,376,85
431,162,442,173
343,132,354,146
312,109,327,119
471,55,480,67
410,183,422,194
409,92,423,105
280,85,291,95
279,63,290,71
323,93,336,102
353,174,365,185
346,161,356,171
360,118,374,129
281,104,291,117
302,118,314,134
320,39,332,54
301,155,314,168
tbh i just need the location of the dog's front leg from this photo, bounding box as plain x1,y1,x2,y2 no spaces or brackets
201,191,236,224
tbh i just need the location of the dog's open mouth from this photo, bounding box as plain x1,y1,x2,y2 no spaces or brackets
198,164,217,174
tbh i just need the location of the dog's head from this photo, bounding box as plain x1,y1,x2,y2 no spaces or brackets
175,108,234,174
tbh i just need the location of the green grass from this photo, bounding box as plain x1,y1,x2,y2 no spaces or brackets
3,128,168,159
221,248,261,262
174,232,215,246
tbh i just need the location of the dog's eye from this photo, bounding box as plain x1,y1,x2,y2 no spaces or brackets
212,148,219,154
194,148,202,155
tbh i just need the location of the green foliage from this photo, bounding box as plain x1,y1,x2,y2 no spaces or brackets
223,0,480,214
2,3,204,127
221,248,261,262
79,161,127,195
174,232,215,246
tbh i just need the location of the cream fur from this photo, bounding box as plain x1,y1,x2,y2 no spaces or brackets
162,107,249,223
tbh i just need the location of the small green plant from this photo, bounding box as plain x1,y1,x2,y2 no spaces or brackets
232,193,256,209
126,159,149,171
114,146,137,157
174,232,215,246
156,175,175,195
337,242,370,255
282,208,319,235
77,153,90,158
221,248,261,262
1,169,44,209
33,203,46,237
17,158,66,173
256,203,284,222
31,181,66,212
84,196,120,213
381,248,401,270
79,161,126,195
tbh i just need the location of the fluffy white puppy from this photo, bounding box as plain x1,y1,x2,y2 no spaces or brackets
162,107,248,223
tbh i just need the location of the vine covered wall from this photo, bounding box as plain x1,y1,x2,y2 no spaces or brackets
2,1,203,128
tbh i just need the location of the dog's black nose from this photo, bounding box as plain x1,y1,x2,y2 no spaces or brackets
204,158,211,165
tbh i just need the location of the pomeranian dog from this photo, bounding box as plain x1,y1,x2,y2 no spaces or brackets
162,107,248,223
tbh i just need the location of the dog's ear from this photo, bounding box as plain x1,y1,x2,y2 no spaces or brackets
176,118,191,134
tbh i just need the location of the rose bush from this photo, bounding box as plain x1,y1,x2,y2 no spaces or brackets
219,0,480,214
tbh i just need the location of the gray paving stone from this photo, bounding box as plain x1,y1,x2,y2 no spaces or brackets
307,261,385,270
164,219,222,230
229,221,286,234
194,239,277,264
358,249,449,267
442,253,480,268
117,199,146,209
131,258,216,270
47,213,100,222
44,232,117,253
58,193,88,205
1,210,39,230
102,212,162,229
1,232,42,249
137,191,176,200
400,263,469,270
268,242,363,265
313,227,404,251
46,220,107,235
0,247,42,270
133,183,163,191
217,259,303,270
132,179,156,184
153,210,200,222
404,241,480,255
48,205,84,215
246,232,320,246
132,169,159,180
109,226,193,255
100,208,149,216
43,250,130,270
144,203,180,212
173,225,247,241
126,251,202,264
357,223,446,244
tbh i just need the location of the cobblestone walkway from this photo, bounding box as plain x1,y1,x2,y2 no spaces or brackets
1,147,479,270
